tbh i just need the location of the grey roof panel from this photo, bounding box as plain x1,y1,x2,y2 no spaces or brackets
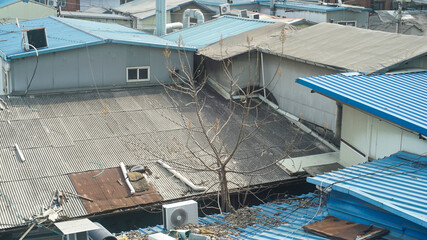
0,86,330,230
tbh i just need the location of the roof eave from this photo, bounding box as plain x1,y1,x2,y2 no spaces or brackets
296,77,427,136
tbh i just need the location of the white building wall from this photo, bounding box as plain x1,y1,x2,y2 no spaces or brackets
274,9,327,23
340,105,427,166
263,54,338,131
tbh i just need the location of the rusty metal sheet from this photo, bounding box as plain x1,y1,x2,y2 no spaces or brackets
303,216,389,240
69,167,163,214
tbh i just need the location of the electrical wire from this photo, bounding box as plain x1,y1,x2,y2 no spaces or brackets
23,43,39,96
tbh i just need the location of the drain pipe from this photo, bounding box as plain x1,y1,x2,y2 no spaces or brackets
166,22,183,32
157,160,207,192
261,52,267,99
183,9,205,28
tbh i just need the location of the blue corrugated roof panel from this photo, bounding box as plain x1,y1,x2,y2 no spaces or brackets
0,0,19,8
129,193,329,239
307,151,427,230
163,16,273,48
0,17,192,61
297,72,427,136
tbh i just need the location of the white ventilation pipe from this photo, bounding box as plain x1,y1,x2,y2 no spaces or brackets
120,162,135,195
166,22,184,32
157,160,207,192
182,9,205,28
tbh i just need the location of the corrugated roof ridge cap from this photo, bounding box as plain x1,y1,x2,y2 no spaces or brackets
50,16,106,41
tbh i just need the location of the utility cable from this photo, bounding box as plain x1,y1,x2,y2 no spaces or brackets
23,43,39,96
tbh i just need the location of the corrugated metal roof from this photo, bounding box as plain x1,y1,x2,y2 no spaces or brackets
127,193,329,239
307,151,427,228
258,23,427,74
0,16,192,61
297,72,427,136
0,86,330,230
163,16,273,48
0,0,19,8
69,168,163,214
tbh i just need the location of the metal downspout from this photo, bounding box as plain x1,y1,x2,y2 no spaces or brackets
261,52,266,99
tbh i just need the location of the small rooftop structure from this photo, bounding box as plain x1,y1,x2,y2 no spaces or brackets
163,16,274,48
0,16,192,61
113,0,212,20
258,23,427,74
308,151,427,239
297,71,427,136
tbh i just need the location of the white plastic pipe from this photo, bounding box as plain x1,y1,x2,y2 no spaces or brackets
183,9,205,28
14,144,25,162
157,160,207,192
120,162,135,195
166,22,183,32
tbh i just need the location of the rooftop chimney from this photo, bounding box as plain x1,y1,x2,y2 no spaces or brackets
155,0,166,36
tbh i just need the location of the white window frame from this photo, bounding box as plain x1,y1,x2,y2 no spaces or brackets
337,21,357,26
126,66,150,82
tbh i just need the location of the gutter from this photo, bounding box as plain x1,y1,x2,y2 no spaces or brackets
157,160,207,192
207,78,338,151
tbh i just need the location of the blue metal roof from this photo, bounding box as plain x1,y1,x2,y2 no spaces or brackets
0,0,19,8
0,17,193,61
297,72,427,136
163,16,273,49
307,151,427,229
124,193,329,239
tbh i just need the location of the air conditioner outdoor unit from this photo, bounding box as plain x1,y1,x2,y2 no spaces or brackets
162,200,198,230
250,13,260,19
219,3,231,15
239,10,248,18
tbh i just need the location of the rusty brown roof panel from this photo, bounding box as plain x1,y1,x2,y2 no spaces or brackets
303,216,389,240
69,167,163,214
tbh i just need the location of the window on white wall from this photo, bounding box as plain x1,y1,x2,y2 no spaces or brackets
126,66,150,82
337,21,356,26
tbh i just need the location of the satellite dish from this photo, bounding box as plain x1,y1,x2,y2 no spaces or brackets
170,208,188,227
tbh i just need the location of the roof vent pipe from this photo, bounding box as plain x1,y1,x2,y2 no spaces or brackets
182,9,205,28
155,0,166,36
166,22,183,32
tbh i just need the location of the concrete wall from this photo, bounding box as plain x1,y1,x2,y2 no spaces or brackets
273,7,327,23
9,43,193,93
339,105,427,166
80,0,120,11
263,54,338,131
0,1,56,24
204,53,260,96
138,4,215,33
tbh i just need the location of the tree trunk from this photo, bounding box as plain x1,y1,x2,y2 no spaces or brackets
219,168,232,212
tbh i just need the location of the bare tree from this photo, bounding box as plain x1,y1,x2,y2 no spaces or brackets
155,28,314,212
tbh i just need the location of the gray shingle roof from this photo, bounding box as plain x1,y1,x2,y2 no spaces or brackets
0,86,329,230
